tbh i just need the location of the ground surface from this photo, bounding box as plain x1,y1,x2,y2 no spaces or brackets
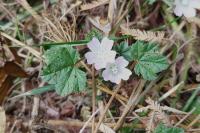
0,0,200,133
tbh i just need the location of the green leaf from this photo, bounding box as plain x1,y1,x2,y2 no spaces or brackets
114,41,133,61
154,123,184,133
42,46,87,96
43,67,86,96
131,41,169,80
42,46,79,75
85,28,103,41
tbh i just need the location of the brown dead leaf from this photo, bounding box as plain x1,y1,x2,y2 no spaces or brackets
3,61,28,78
0,61,28,104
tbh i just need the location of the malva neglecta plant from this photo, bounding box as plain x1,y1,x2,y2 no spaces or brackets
41,32,169,96
4,0,200,132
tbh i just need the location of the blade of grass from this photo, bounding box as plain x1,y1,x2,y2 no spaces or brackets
9,85,55,100
38,35,131,47
182,86,200,112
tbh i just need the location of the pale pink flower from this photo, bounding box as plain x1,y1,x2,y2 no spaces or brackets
102,57,132,84
174,0,200,18
85,37,116,70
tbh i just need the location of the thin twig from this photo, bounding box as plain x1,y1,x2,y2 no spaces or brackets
175,108,196,127
47,120,144,128
80,109,100,133
94,84,121,133
18,0,42,21
97,85,128,102
186,114,200,129
114,80,144,131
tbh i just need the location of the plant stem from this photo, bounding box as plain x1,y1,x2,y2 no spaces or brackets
92,65,96,133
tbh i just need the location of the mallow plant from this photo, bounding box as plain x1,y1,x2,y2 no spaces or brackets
38,32,169,96
12,32,169,97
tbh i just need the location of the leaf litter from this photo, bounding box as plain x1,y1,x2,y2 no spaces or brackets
1,0,200,133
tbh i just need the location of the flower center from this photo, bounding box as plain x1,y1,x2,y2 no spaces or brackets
109,64,118,74
181,0,189,6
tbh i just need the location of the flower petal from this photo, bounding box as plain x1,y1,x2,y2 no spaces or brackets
87,37,101,52
183,7,196,17
175,0,181,5
115,56,129,68
190,0,200,9
85,52,95,64
102,69,111,81
106,51,116,63
120,68,132,80
94,59,107,70
110,76,121,84
101,37,114,50
174,5,184,17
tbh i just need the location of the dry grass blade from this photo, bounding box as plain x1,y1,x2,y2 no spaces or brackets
158,81,184,102
121,26,165,42
0,107,6,133
92,66,96,133
60,1,82,20
94,84,121,133
114,80,145,131
47,119,143,128
17,0,42,21
108,0,117,23
0,32,42,60
81,0,109,11
39,8,77,42
99,123,115,133
80,109,100,133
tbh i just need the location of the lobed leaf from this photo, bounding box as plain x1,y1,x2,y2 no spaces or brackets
114,41,133,61
42,46,79,75
42,46,87,96
131,41,168,80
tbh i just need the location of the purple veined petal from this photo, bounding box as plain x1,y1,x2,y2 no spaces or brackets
87,37,101,52
174,5,184,17
110,75,121,84
183,7,196,17
120,68,132,80
102,69,111,81
85,52,96,64
190,0,200,9
105,51,116,63
94,59,107,70
115,56,129,68
101,37,114,50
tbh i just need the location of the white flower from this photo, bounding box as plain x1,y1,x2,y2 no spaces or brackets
85,37,116,70
174,0,200,18
102,57,132,84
